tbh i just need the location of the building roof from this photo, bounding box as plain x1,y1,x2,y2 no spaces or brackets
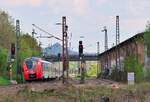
99,32,144,57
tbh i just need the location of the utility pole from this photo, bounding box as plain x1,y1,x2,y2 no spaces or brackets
116,15,120,70
62,16,69,83
102,26,108,51
102,26,108,74
16,20,21,82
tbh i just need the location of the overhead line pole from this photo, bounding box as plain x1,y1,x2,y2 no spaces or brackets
116,16,120,45
16,20,21,82
102,26,108,73
102,26,108,51
116,16,120,71
62,16,69,83
97,41,100,78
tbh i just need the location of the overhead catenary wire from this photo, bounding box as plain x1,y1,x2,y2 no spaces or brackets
32,24,62,41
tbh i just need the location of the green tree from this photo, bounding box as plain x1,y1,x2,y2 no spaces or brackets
0,10,15,79
144,21,150,57
0,10,15,49
144,21,150,81
0,47,8,75
144,32,150,57
145,21,150,32
20,34,41,60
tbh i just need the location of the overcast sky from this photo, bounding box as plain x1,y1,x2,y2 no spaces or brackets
0,0,149,53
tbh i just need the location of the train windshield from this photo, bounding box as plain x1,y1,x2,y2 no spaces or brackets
25,59,37,69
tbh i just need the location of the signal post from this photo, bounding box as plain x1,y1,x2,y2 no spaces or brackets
79,41,85,84
9,43,16,81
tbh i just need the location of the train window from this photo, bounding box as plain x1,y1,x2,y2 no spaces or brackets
43,63,50,71
25,59,36,69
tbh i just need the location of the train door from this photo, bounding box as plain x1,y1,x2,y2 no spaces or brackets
43,62,50,79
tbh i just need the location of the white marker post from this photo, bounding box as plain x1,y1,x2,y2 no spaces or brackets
128,72,135,85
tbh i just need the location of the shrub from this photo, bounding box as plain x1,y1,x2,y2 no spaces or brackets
124,55,144,82
0,47,8,76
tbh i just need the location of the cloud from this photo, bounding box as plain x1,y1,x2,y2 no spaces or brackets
128,0,150,16
1,0,109,16
72,0,89,15
122,18,148,33
2,0,43,7
97,0,109,4
47,0,89,16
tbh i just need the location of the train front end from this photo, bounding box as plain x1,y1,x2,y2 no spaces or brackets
23,58,43,81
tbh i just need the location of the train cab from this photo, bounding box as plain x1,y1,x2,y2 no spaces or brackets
23,57,60,81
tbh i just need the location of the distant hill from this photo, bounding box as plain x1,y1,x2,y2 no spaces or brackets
43,43,78,56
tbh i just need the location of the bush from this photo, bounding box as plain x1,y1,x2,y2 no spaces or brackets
144,32,150,57
145,68,150,81
87,64,97,77
124,55,144,82
0,76,10,85
0,47,8,76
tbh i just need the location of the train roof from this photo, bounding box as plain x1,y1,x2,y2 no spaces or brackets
41,60,52,64
24,57,52,64
25,57,41,61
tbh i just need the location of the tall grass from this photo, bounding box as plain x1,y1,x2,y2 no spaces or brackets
0,76,10,85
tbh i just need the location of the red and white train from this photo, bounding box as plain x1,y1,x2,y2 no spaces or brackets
23,57,61,81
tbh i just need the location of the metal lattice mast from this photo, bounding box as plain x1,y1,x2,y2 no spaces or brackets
116,15,120,70
62,16,69,83
16,20,21,79
116,16,120,45
102,26,108,51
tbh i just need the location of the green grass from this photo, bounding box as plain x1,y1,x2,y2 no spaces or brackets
0,76,10,85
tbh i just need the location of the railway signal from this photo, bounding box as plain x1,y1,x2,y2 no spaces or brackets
79,40,83,57
11,43,15,59
78,40,85,83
